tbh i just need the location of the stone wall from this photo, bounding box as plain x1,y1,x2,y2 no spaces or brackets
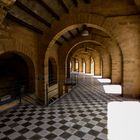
105,16,140,97
0,19,40,97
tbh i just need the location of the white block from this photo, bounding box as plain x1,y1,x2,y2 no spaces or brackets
108,101,140,140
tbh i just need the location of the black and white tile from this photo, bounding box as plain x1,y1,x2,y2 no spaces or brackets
0,74,136,140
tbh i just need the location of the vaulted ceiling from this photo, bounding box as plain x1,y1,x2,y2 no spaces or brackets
3,0,139,46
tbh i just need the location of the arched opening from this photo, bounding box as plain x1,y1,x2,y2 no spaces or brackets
48,57,57,86
65,41,108,78
0,52,35,104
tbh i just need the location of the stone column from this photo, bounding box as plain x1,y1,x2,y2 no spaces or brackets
121,24,140,98
111,17,140,98
94,56,101,76
73,58,77,71
102,54,111,79
79,58,83,72
71,58,75,72
85,57,91,73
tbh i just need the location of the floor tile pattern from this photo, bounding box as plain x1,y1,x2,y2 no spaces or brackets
0,74,136,140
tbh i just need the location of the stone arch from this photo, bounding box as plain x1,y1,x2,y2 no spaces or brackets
42,17,112,86
58,35,121,84
0,34,38,95
72,47,101,75
58,38,111,80
66,43,103,78
0,51,35,100
41,13,123,98
0,39,36,68
41,12,123,84
47,23,110,49
75,57,83,73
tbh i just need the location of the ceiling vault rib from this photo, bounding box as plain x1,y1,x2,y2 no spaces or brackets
58,0,69,13
36,0,60,20
15,0,51,27
72,0,78,7
61,35,69,41
6,13,43,34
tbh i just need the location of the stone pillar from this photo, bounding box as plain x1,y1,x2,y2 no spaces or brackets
85,57,91,73
90,58,94,74
121,24,140,98
94,56,101,76
74,58,77,71
59,63,65,97
71,59,74,72
79,58,83,72
112,17,140,98
102,54,111,78
67,60,71,78
58,53,65,97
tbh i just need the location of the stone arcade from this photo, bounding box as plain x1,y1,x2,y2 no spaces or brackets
0,0,140,140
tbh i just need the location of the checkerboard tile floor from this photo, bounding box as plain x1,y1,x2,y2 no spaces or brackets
0,74,137,140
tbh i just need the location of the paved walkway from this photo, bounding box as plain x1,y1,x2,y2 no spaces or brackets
0,74,134,140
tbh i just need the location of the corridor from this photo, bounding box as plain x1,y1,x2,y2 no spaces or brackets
0,1,140,139
0,74,134,140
